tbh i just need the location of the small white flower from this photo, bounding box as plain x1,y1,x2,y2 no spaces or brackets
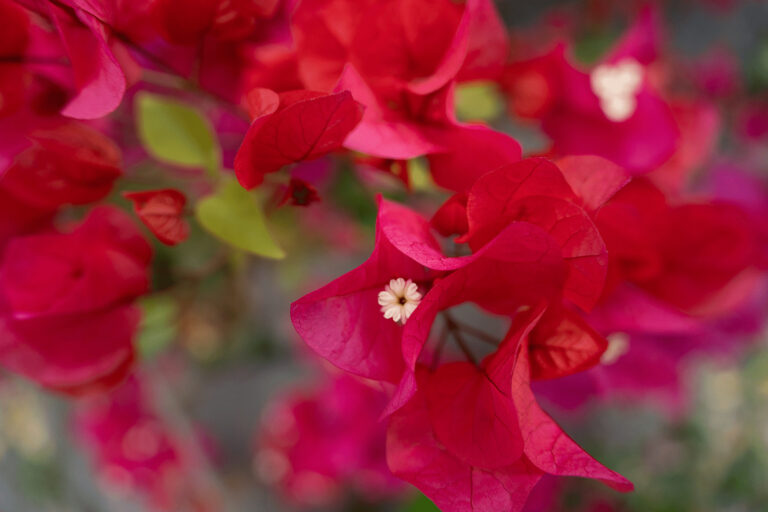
601,332,630,365
590,58,644,122
378,278,422,324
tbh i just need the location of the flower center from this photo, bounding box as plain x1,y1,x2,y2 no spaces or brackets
590,58,643,122
378,278,422,324
601,332,630,365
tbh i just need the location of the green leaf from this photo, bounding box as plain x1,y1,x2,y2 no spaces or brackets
455,81,503,122
404,492,440,512
195,178,285,259
137,294,178,359
135,92,220,174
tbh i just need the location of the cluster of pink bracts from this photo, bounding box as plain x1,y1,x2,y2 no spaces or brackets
1,0,767,510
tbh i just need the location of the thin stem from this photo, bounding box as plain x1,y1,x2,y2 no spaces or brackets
442,311,478,366
146,370,229,512
454,321,499,346
430,323,449,370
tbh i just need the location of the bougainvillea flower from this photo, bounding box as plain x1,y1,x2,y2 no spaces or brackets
0,304,139,395
293,187,613,415
75,375,218,511
386,309,632,512
333,64,449,159
292,0,518,191
124,189,189,246
0,206,150,318
532,168,768,412
0,119,122,246
292,193,564,387
234,89,364,189
256,372,402,507
292,0,506,94
0,207,151,393
336,64,520,191
0,121,122,210
503,10,678,174
291,199,436,384
595,178,759,315
47,2,128,119
196,0,303,101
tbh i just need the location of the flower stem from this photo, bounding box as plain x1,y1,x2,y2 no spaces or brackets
442,311,478,366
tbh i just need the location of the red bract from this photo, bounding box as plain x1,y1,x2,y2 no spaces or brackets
234,90,364,189
256,373,402,507
0,207,151,394
453,157,615,312
47,2,129,119
336,64,520,191
0,119,122,246
124,189,189,246
291,200,436,384
386,309,631,512
425,123,522,193
292,190,612,418
1,121,122,210
528,306,607,381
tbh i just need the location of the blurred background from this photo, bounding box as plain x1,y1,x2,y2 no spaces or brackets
2,1,768,511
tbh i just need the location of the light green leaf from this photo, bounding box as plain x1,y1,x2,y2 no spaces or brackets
135,92,220,174
455,81,504,122
195,178,285,259
137,295,178,359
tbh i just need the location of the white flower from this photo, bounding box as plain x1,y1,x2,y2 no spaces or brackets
590,58,644,122
378,278,422,324
601,332,630,365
